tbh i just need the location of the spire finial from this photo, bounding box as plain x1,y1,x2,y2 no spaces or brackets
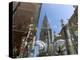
61,19,64,27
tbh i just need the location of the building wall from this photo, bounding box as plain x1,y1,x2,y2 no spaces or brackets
12,2,41,57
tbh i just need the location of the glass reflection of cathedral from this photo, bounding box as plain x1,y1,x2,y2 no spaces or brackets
10,1,78,58
39,15,54,56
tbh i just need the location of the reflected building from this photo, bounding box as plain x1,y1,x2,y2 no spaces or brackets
11,2,41,58
39,15,54,56
59,6,78,54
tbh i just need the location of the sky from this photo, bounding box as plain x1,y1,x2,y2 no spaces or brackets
36,3,75,41
45,4,75,34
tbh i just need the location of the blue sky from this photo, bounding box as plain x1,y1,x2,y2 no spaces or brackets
45,4,75,34
36,3,75,40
